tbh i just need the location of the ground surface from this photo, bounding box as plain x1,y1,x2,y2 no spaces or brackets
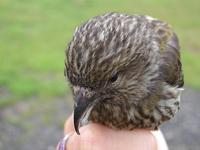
0,87,199,150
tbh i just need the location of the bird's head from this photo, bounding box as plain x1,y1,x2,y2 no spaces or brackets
65,13,161,134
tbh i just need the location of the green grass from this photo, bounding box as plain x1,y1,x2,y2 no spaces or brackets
0,0,200,106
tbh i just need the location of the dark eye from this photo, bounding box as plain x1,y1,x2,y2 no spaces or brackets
110,73,118,83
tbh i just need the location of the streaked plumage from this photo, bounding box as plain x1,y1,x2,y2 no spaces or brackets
65,12,184,134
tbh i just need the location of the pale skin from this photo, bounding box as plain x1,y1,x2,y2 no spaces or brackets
63,115,167,150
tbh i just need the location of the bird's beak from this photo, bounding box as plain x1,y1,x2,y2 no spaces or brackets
73,92,92,135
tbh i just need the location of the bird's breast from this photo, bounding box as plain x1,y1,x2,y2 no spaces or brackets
88,102,160,130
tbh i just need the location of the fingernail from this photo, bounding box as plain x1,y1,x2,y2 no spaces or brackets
57,133,72,150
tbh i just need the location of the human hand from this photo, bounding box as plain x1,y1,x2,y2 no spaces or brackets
58,115,168,150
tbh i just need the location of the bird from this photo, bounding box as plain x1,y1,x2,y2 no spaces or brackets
64,12,184,135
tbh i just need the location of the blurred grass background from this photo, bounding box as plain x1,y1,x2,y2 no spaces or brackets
0,0,200,107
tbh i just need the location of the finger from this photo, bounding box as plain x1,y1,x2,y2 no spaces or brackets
66,123,157,150
64,114,74,134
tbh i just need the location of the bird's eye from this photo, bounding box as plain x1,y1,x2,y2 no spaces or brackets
110,73,118,83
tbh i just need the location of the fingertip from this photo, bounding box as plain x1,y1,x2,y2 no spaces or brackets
147,130,157,150
151,130,168,150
